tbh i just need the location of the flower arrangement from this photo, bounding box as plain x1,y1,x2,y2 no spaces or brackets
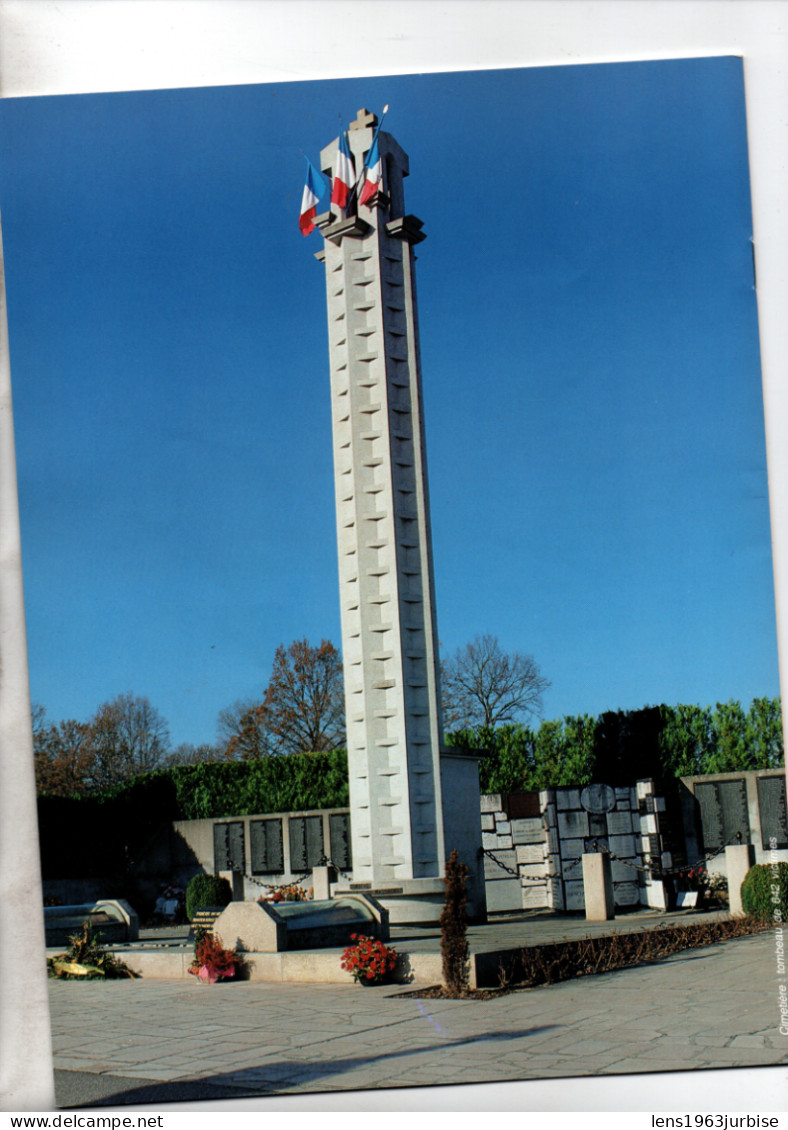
48,921,138,980
340,934,398,985
188,929,242,984
257,884,312,904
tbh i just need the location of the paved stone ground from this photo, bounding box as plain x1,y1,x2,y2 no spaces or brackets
49,929,787,1109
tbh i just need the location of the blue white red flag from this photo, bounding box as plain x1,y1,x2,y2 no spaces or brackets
358,135,383,206
299,160,327,236
331,131,355,214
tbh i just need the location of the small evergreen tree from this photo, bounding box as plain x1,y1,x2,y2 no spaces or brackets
440,849,470,996
185,873,233,921
741,863,788,921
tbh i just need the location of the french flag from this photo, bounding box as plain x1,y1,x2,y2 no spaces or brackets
331,131,355,214
299,160,327,236
358,134,383,206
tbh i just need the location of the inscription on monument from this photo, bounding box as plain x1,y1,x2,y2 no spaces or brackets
329,812,352,870
213,820,245,873
187,906,224,942
695,779,750,852
289,815,324,872
250,818,285,874
757,776,788,850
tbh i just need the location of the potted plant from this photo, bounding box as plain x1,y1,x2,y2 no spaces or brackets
188,929,243,984
340,934,398,985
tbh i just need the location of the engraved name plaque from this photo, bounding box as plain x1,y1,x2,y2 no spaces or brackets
288,815,324,872
695,779,750,853
329,812,352,870
250,818,285,874
757,776,788,850
213,820,245,873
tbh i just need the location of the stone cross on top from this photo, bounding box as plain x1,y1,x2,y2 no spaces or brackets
349,107,378,130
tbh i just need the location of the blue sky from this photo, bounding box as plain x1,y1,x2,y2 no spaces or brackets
0,57,777,749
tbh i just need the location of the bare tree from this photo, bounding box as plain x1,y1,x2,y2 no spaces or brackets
163,742,222,768
89,692,171,787
34,718,95,795
440,634,550,730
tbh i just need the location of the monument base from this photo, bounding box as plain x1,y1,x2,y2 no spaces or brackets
334,877,449,925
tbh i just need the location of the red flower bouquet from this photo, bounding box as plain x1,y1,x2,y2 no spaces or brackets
340,934,398,985
188,930,242,984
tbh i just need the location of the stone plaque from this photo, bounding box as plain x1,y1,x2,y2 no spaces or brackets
757,776,788,850
213,820,245,873
580,784,616,814
613,881,639,906
188,905,224,941
288,815,324,872
607,811,633,835
558,810,589,839
250,818,284,875
329,812,352,870
588,813,607,839
511,817,545,845
695,779,750,853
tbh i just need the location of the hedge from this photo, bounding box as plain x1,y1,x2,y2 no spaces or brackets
37,750,349,878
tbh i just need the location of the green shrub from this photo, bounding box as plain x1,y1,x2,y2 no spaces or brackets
740,862,788,921
185,873,233,921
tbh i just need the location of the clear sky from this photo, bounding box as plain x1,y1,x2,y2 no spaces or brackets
0,57,777,749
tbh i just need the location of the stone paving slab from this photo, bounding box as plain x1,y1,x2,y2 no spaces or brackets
49,930,788,1107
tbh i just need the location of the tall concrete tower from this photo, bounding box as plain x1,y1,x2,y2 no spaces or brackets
314,110,485,922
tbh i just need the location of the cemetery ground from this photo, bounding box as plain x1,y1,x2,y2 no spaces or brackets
47,910,788,1108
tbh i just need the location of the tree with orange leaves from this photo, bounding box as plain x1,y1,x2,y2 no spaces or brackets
262,639,345,755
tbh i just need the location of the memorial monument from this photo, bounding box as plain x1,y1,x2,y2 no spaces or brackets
308,109,485,922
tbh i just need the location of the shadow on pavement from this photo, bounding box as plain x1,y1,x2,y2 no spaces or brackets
59,1024,560,1108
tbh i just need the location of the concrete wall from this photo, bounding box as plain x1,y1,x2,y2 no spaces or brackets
680,768,788,876
44,768,787,916
172,807,353,899
480,783,659,913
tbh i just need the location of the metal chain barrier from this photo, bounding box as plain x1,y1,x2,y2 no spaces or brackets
586,829,743,878
230,863,312,894
230,853,350,897
483,829,744,888
481,847,560,883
